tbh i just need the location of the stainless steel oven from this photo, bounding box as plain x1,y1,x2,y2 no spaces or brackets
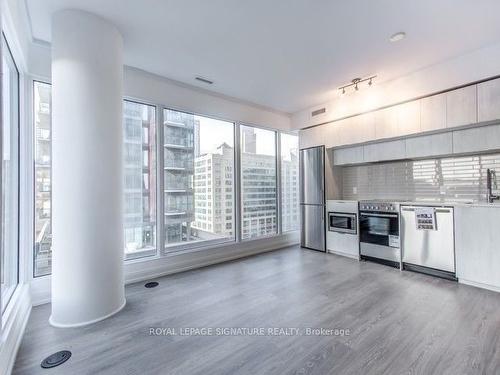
359,201,400,266
328,212,357,234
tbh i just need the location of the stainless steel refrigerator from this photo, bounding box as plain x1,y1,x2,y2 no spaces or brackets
300,146,326,251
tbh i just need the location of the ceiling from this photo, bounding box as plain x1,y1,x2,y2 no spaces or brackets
26,0,500,113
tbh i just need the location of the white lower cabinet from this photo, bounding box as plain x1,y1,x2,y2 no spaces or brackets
455,206,500,291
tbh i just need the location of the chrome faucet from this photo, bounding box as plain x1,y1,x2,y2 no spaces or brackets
487,169,499,203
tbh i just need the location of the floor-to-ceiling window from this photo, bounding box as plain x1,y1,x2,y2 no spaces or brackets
1,35,20,310
280,133,299,232
123,100,157,260
31,90,298,274
240,125,277,240
33,81,52,277
163,109,235,251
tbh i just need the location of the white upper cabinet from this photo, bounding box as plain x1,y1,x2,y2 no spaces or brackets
356,112,376,143
336,117,354,146
396,100,421,136
477,78,500,123
446,85,477,128
374,101,420,140
363,139,406,163
337,113,376,146
452,124,500,154
324,121,340,148
333,145,364,165
406,133,452,159
374,106,399,140
421,94,446,132
299,126,323,149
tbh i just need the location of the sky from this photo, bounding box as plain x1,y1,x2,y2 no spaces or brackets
196,115,297,157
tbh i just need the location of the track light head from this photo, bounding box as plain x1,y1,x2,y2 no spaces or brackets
338,76,376,95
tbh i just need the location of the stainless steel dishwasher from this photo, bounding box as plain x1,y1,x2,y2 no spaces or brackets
401,205,456,280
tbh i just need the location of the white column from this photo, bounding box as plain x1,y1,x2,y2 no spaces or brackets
50,10,125,327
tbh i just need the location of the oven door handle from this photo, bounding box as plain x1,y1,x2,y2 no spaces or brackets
329,212,357,219
360,213,398,219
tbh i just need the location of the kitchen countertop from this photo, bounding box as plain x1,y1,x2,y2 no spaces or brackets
398,201,500,208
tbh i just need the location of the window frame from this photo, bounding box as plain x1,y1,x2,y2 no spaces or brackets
160,106,238,254
238,123,279,241
278,130,300,233
122,98,159,261
1,32,21,310
32,80,52,278
29,90,299,270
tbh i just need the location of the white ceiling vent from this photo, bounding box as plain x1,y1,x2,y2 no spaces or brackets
311,107,326,117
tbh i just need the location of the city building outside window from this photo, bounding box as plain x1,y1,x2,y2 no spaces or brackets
32,92,299,275
240,125,277,240
163,109,235,251
123,100,157,260
280,133,299,232
1,35,20,310
34,81,52,277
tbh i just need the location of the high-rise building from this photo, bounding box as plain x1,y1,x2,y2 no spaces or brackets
123,101,156,259
193,143,234,238
191,128,299,240
241,151,277,238
281,149,299,231
163,110,198,248
241,126,256,154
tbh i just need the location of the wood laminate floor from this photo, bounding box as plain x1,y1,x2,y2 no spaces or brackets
13,246,500,375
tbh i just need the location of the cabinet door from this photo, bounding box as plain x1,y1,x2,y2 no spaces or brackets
374,107,399,140
336,117,355,146
356,112,376,143
333,146,364,165
452,124,500,154
455,207,500,288
299,125,324,149
421,94,446,132
477,78,500,123
396,100,421,136
405,133,452,159
324,122,340,148
363,140,406,163
446,85,477,128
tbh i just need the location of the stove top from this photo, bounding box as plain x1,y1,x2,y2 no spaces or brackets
359,200,400,213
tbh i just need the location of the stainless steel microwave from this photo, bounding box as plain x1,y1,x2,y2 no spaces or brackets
328,212,357,234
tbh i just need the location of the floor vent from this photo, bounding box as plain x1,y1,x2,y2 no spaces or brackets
40,350,72,369
145,281,159,288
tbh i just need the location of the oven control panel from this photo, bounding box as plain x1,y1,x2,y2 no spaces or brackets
359,202,399,213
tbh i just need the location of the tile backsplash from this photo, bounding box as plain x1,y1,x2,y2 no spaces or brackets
342,153,500,203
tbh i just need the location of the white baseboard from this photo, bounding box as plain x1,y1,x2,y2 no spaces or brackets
458,278,500,293
0,285,32,375
31,232,300,306
125,232,300,284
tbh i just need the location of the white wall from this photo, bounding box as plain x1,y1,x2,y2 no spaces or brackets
27,43,291,131
124,67,291,130
292,41,500,130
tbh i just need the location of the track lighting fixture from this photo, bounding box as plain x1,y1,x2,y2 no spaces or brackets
338,75,376,95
